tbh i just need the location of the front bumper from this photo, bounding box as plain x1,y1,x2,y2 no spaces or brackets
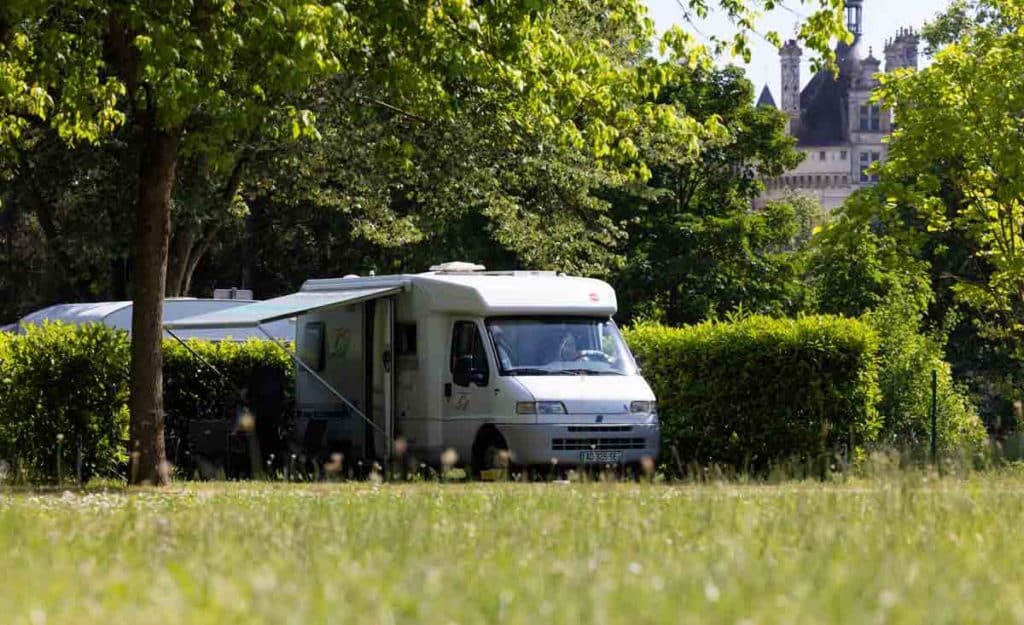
497,422,660,466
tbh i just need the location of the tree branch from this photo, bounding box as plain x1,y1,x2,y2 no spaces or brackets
355,94,428,123
11,142,78,293
105,13,143,119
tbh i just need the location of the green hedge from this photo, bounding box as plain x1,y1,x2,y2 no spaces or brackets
163,338,294,467
0,323,294,483
864,296,988,453
0,323,130,482
625,316,882,471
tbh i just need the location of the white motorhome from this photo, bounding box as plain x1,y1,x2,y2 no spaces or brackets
165,264,659,472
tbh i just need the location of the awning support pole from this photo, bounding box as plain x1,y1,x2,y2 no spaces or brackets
165,328,227,380
257,324,385,438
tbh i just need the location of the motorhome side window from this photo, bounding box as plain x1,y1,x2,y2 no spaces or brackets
300,322,325,371
450,321,489,386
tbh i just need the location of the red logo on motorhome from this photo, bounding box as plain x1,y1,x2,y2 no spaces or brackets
589,292,600,302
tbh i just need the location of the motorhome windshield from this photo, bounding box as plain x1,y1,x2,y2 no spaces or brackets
485,317,637,376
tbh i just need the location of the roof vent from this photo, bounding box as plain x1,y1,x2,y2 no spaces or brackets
429,261,486,273
213,287,254,300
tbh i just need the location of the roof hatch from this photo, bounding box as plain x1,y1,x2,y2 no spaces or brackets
429,261,486,273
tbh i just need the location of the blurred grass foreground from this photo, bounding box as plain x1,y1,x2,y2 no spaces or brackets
3,476,1024,624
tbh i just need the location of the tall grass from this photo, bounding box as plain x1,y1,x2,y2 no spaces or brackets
3,475,1024,623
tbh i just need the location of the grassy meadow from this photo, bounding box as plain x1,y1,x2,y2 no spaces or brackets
2,475,1023,624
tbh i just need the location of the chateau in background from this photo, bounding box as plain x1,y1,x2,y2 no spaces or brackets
756,0,919,211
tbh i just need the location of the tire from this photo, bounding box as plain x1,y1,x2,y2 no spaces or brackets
471,429,511,481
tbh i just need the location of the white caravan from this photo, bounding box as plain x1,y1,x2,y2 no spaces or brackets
165,264,659,471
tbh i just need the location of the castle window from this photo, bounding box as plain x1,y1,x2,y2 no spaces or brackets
819,151,827,161
841,150,848,160
860,105,882,132
859,152,882,183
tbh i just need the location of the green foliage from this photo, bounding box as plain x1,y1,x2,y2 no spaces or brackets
163,338,294,438
806,0,1024,431
804,192,986,449
0,323,129,482
0,0,850,306
624,316,881,471
0,324,294,483
864,293,987,453
874,0,1024,365
612,67,813,324
807,192,932,319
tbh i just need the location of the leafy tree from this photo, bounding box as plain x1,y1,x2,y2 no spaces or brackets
812,0,1024,432
1,0,358,484
808,189,932,318
611,67,813,324
874,0,1024,367
803,198,988,450
864,288,987,453
1,0,848,484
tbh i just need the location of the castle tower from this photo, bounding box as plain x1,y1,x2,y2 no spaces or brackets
884,27,921,72
845,0,864,37
780,39,802,121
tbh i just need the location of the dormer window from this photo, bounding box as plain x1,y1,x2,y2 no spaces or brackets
859,105,881,132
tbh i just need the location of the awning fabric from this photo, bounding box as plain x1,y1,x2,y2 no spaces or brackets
164,287,401,330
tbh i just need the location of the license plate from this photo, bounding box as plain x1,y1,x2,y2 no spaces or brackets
581,450,623,464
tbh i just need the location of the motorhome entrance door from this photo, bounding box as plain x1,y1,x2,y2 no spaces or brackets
369,297,395,461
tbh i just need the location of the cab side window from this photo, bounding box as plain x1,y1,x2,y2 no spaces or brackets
450,321,489,386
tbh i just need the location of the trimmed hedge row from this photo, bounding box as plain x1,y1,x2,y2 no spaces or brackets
0,323,130,482
164,339,294,467
0,323,293,483
625,316,883,471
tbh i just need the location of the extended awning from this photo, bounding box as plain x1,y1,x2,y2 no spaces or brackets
163,285,403,451
164,286,402,330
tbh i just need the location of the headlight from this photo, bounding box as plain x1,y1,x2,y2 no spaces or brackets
516,402,536,415
631,400,657,414
538,401,568,415
516,401,568,415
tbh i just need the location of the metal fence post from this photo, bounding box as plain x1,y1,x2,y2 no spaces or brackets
930,369,938,464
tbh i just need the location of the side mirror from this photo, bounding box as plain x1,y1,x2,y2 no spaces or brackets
453,356,473,387
471,369,488,387
453,355,488,387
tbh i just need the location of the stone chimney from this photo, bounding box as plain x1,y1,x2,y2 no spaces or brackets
884,27,921,72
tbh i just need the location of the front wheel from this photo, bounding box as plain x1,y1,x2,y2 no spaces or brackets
471,430,512,481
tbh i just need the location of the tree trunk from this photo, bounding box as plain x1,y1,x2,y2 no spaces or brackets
128,126,181,486
167,224,196,297
181,227,219,296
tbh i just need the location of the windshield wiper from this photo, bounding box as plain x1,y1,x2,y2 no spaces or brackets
504,367,555,376
562,368,625,376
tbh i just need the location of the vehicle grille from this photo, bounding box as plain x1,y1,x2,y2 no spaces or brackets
552,437,647,451
567,425,633,433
